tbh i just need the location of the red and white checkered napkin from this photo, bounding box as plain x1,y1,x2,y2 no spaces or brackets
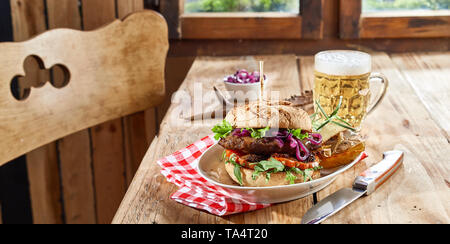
157,135,271,216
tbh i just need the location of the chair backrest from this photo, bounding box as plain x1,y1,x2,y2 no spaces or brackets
0,10,168,166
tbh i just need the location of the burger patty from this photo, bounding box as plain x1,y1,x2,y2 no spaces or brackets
225,150,319,171
219,135,292,156
219,135,318,157
240,154,268,163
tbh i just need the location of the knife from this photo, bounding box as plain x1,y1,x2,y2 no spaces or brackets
301,150,404,224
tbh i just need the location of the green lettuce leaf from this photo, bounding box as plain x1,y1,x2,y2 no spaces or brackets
212,120,233,140
288,128,309,140
250,158,285,181
248,126,270,139
233,162,243,186
285,170,297,185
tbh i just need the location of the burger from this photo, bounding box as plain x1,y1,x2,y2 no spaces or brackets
212,101,324,187
212,100,365,187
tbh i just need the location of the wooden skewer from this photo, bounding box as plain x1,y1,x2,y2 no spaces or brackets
259,61,264,102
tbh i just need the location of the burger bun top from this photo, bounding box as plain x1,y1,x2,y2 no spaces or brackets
225,100,312,131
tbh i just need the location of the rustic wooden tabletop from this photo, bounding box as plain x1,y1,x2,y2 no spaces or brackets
113,52,450,224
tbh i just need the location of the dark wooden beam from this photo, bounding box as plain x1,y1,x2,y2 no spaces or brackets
339,0,361,39
160,0,182,39
360,13,450,39
167,37,449,57
301,0,324,39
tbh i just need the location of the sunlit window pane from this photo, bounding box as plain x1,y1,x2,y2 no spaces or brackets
363,0,449,12
184,0,300,14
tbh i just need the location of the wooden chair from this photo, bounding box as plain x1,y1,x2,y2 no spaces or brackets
0,10,169,166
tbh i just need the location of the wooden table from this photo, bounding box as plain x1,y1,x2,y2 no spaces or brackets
113,53,450,224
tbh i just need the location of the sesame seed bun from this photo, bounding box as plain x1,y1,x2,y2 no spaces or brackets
225,101,312,131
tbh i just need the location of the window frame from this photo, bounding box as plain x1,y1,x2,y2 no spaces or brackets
161,0,324,40
340,0,450,39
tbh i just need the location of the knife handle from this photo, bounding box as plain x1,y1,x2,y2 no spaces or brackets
353,151,404,195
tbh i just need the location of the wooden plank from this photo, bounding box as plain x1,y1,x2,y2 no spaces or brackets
90,120,127,224
81,0,116,30
339,0,361,39
10,0,47,41
160,0,183,39
26,144,63,224
47,0,81,29
10,0,63,224
123,113,149,185
360,13,450,39
311,53,450,223
301,0,324,39
117,0,152,186
168,38,449,57
117,0,144,19
58,131,96,224
181,13,302,39
46,0,96,225
81,0,125,224
390,52,450,138
113,55,314,224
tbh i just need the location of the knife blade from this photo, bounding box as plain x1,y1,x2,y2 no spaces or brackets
301,150,404,224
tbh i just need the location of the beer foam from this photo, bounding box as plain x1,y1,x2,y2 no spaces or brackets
315,50,372,76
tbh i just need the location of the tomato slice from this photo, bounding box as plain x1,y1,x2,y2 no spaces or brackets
225,150,320,170
224,150,255,169
225,149,244,157
272,156,320,170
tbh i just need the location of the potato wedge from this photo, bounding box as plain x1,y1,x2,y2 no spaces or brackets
319,142,365,169
318,122,347,143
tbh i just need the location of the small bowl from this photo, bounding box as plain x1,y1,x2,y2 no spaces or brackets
223,78,268,103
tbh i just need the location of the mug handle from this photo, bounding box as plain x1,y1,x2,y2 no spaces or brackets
367,72,389,114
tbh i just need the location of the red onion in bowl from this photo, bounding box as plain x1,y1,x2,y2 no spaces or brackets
224,69,267,84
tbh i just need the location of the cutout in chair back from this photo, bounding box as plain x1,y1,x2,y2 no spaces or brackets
10,55,70,101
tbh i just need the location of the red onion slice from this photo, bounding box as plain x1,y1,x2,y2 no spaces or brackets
287,134,298,148
296,139,310,161
274,138,284,148
307,133,323,145
232,129,251,137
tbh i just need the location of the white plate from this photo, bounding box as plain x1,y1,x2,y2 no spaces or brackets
197,144,365,204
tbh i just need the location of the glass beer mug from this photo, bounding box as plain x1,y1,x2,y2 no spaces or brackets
313,50,389,129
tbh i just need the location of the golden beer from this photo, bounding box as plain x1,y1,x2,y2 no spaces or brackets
313,50,388,128
314,71,371,127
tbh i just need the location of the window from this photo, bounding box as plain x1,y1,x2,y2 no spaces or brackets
185,0,300,13
160,0,324,39
340,0,450,39
363,0,449,12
